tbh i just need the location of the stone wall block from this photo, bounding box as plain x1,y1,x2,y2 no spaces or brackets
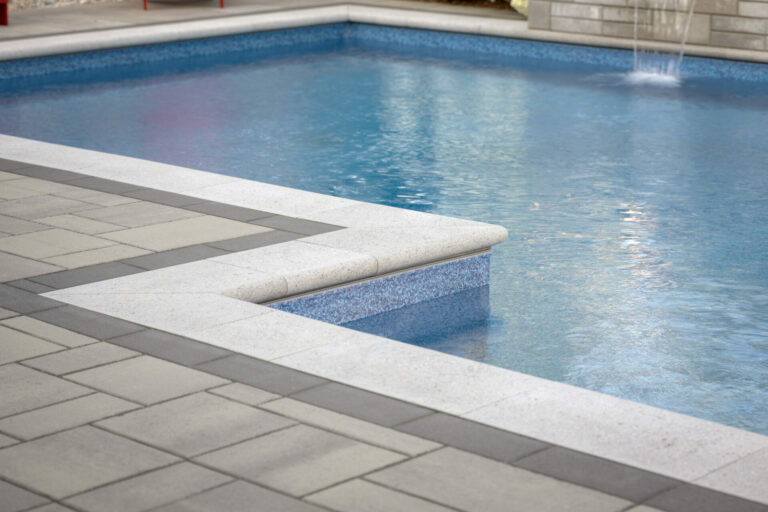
711,14,768,33
603,6,654,22
552,2,603,18
528,0,552,29
551,16,605,33
690,0,739,15
602,20,655,37
711,29,767,47
739,1,768,17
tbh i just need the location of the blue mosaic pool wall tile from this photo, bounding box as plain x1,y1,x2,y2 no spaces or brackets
271,253,490,325
0,24,345,80
342,285,490,344
348,24,768,82
3,22,767,83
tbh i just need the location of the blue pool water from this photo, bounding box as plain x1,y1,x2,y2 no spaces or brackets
2,24,768,433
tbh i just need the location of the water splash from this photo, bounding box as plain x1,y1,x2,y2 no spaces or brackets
628,0,698,86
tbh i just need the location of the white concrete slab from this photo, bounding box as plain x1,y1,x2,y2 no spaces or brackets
187,179,358,218
694,446,768,504
304,225,507,274
45,292,272,338
210,241,378,299
52,260,285,302
273,332,539,416
195,309,380,361
463,380,768,482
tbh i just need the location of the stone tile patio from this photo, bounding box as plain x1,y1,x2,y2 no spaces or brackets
1,161,765,512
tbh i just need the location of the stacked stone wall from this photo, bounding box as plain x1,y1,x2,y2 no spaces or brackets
529,0,768,52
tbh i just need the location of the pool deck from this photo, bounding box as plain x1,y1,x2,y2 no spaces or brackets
1,3,768,512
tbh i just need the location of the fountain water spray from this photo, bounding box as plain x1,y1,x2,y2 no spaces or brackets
627,0,698,85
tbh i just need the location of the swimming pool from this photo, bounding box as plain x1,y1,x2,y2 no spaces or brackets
1,23,767,434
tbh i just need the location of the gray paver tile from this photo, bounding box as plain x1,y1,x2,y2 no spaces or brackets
208,382,279,406
0,426,179,499
98,392,294,457
646,484,768,512
0,285,62,314
52,187,139,207
37,214,125,234
0,170,21,180
0,214,48,235
0,393,139,440
31,306,144,340
121,188,204,207
253,215,344,235
516,446,679,503
0,252,62,282
0,307,17,320
0,229,114,259
184,201,273,222
29,261,144,289
0,365,91,418
0,324,64,365
76,201,201,228
396,412,548,463
8,166,85,183
22,342,139,375
27,504,77,512
625,506,669,512
197,355,326,395
42,244,152,269
121,244,229,270
262,398,440,456
99,216,270,251
367,447,631,512
1,316,99,347
0,432,18,448
65,462,232,512
152,480,324,512
291,382,433,427
67,356,229,405
0,182,43,200
306,479,454,512
0,196,96,220
206,229,303,251
107,329,231,366
6,279,56,293
0,479,49,512
196,424,405,497
66,177,143,194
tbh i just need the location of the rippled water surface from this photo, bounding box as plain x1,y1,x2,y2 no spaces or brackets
2,29,767,433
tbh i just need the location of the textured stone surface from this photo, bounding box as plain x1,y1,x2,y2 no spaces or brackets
0,365,90,418
67,356,228,405
262,398,440,456
22,342,138,375
368,447,631,512
306,479,454,512
0,393,139,440
0,426,178,499
97,392,294,456
0,324,63,364
65,463,232,512
196,424,405,496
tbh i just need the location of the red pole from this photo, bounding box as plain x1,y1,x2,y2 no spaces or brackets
220,0,224,8
1,0,8,26
143,0,147,10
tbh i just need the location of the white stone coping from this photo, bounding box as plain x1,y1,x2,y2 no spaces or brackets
1,2,768,64
0,6,767,502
